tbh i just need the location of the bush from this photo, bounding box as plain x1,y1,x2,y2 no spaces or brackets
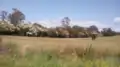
47,28,59,37
101,28,116,36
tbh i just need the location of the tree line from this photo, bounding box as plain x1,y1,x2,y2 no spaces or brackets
0,8,118,37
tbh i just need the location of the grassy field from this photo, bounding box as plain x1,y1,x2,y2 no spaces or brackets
0,35,120,67
1,35,120,55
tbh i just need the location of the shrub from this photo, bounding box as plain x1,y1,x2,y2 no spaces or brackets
101,28,116,36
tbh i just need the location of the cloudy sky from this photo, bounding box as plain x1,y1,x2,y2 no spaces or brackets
0,0,120,31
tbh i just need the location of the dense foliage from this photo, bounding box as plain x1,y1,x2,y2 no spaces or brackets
0,9,117,37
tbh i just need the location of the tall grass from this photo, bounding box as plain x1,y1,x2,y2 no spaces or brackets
0,37,120,67
15,50,120,67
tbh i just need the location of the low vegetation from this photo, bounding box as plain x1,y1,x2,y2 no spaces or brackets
0,20,117,38
0,36,120,67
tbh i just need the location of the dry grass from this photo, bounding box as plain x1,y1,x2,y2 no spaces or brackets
0,35,120,67
1,35,120,57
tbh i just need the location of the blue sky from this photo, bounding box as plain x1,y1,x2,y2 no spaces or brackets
0,0,120,31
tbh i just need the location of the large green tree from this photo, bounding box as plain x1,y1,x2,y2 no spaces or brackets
61,17,71,28
101,28,116,36
89,25,99,32
8,8,25,26
0,10,8,21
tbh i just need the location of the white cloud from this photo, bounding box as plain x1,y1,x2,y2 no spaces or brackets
71,20,108,28
112,17,120,31
30,18,120,32
35,19,62,28
70,20,111,31
114,17,120,23
33,19,110,31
